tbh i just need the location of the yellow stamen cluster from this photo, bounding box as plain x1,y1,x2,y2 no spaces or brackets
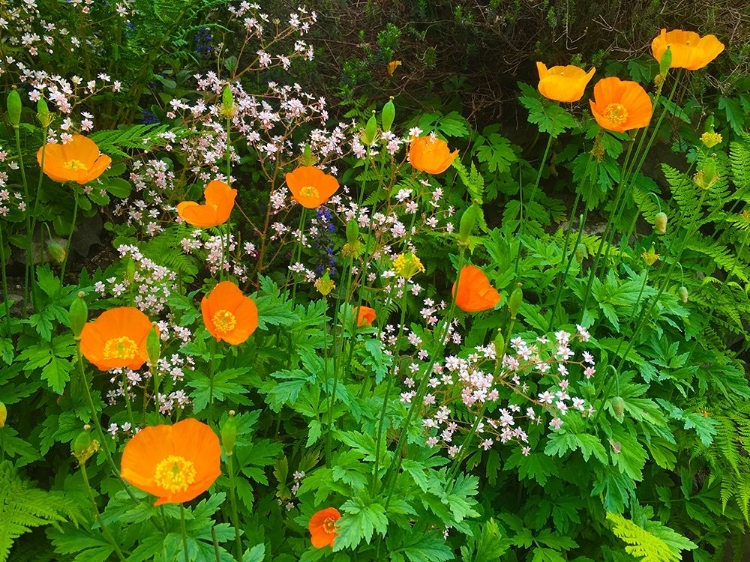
323,517,337,534
212,309,237,333
300,185,320,199
393,253,425,279
103,336,138,360
153,455,197,493
63,159,89,171
602,103,629,125
700,131,722,148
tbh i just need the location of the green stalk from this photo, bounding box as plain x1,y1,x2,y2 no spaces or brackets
180,505,190,562
371,289,409,494
226,454,243,561
289,208,308,301
208,339,217,426
80,462,127,562
59,188,79,284
13,126,33,312
525,134,553,211
122,371,136,429
0,225,10,337
29,126,49,308
548,211,585,331
76,348,137,500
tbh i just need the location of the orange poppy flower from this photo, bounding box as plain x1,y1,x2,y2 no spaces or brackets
536,62,595,103
80,307,153,371
177,180,237,228
121,418,221,506
201,281,259,345
285,166,339,209
651,29,724,71
36,134,112,185
452,265,501,313
589,77,653,133
356,306,376,327
309,507,341,549
408,135,458,175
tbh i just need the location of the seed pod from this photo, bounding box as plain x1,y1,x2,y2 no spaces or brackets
508,284,523,319
458,204,481,246
363,113,377,145
0,401,7,428
221,410,238,456
346,220,359,245
36,99,52,128
146,327,160,367
493,331,505,357
611,396,625,421
381,97,395,132
678,286,689,303
654,212,667,235
6,89,21,128
69,292,88,339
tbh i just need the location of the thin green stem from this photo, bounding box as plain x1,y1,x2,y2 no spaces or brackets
0,225,10,337
227,454,242,561
289,209,308,301
29,126,49,308
14,126,33,312
80,463,127,562
76,348,137,500
60,188,79,284
208,338,217,426
180,505,190,562
122,371,136,429
548,211,585,331
525,134,553,211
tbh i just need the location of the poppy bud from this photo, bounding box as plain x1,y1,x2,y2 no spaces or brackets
363,113,377,145
221,84,234,117
493,331,505,357
126,259,136,286
575,243,587,263
458,204,481,246
0,401,6,428
146,326,160,367
36,99,52,128
221,410,237,456
641,248,660,266
678,286,689,303
346,219,359,245
509,284,523,319
302,144,315,167
382,97,395,132
6,89,21,128
694,158,719,190
654,212,667,235
611,396,625,421
69,292,88,339
73,425,99,464
47,240,66,264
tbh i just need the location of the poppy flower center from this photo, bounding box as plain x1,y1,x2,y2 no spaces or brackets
602,103,629,125
63,159,89,171
153,455,197,493
212,309,237,333
300,185,320,199
102,336,139,360
323,517,337,534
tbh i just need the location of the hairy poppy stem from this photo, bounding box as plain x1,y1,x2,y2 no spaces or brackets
80,462,127,561
0,225,10,337
226,454,243,561
180,505,190,562
13,126,34,313
60,188,79,285
525,133,553,216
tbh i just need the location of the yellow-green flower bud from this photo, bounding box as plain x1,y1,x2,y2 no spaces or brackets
221,410,237,456
493,331,505,357
575,243,587,263
47,240,66,264
0,401,7,428
69,292,88,339
654,212,667,235
346,220,359,245
73,425,99,464
658,47,672,77
363,113,377,145
508,284,523,319
458,204,481,246
126,259,136,286
221,85,234,117
382,97,395,132
315,271,335,296
611,396,625,422
392,253,425,279
6,89,21,128
36,99,52,128
678,286,689,303
302,143,315,166
146,327,160,367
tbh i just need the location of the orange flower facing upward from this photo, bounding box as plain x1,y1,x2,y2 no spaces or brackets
80,307,153,371
536,62,595,103
408,135,458,175
177,180,237,228
121,418,221,506
356,306,376,327
285,166,340,209
201,281,259,345
37,134,112,185
309,507,341,549
589,77,653,133
651,29,724,71
452,265,501,313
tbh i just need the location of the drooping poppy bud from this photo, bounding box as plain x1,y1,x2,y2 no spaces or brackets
654,212,668,235
69,291,88,339
221,410,238,456
575,243,588,263
678,286,689,303
363,113,377,145
508,284,523,319
6,89,21,128
382,97,395,132
611,396,625,422
36,99,52,128
458,204,481,246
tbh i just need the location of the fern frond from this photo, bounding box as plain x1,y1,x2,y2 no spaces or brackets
607,512,684,562
663,164,701,226
90,124,183,158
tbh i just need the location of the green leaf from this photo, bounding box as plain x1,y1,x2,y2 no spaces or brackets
505,451,558,486
476,133,517,174
333,498,388,551
41,356,72,394
390,529,454,562
518,82,577,138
